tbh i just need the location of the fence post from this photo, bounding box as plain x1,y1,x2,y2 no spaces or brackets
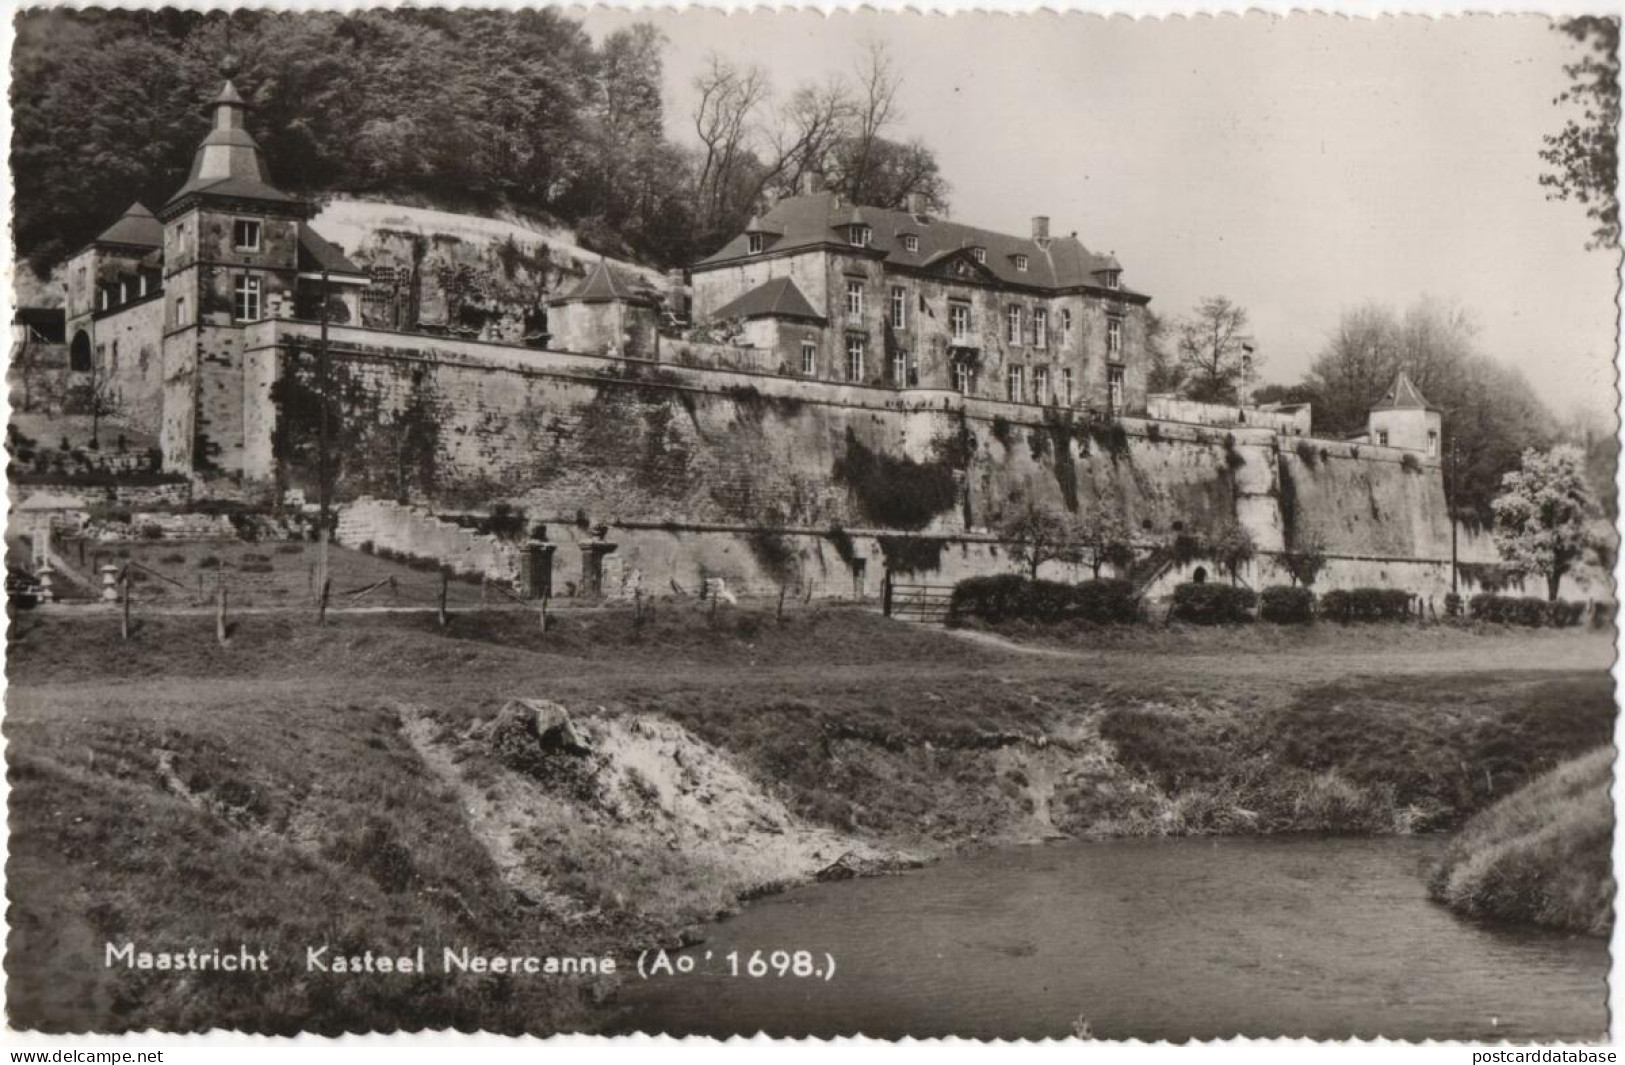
882,570,894,618
215,572,228,647
540,594,549,637
777,584,787,622
481,575,488,610
438,569,449,629
319,577,331,627
120,567,131,641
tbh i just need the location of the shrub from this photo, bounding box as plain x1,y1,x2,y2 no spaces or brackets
197,556,222,570
1295,439,1318,468
949,576,1139,626
1470,594,1586,628
275,543,304,555
1400,452,1421,472
1444,592,1464,618
1320,587,1413,623
139,523,164,541
239,562,275,574
359,540,376,555
159,553,185,566
1170,582,1256,624
1259,585,1314,624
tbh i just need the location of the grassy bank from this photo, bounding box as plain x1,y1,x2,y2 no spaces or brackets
5,605,1614,1033
1428,747,1615,936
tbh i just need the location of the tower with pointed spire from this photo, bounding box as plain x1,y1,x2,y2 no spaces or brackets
1366,370,1442,463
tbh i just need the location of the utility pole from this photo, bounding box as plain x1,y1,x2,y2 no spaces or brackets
1449,433,1459,596
317,268,332,595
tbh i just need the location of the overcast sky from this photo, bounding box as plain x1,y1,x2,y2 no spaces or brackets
579,9,1618,424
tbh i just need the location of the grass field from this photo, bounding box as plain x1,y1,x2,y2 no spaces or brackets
5,605,1615,1033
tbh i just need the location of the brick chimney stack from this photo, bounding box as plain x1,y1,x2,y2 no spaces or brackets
907,192,927,217
1032,216,1050,244
799,171,824,196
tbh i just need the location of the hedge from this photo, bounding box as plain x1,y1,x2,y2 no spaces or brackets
1319,587,1413,623
1259,585,1314,624
1170,582,1256,624
949,575,1139,625
1469,594,1588,628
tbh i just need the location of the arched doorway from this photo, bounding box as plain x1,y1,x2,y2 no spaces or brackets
69,330,91,373
1192,566,1208,585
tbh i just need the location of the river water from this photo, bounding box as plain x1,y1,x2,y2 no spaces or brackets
616,836,1609,1041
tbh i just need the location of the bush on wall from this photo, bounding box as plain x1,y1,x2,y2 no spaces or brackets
1170,582,1256,624
1259,585,1314,624
1320,587,1413,623
949,575,1139,626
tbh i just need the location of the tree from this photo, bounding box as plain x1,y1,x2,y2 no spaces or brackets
1142,309,1183,394
1000,503,1078,580
1209,520,1257,586
1278,528,1328,588
1076,501,1135,579
1540,17,1620,249
1491,445,1599,601
1174,297,1255,404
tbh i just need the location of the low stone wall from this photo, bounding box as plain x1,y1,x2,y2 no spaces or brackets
335,498,521,580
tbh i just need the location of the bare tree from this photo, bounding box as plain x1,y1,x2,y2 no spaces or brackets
691,54,771,236
1175,297,1256,404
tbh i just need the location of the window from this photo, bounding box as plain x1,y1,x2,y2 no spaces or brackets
69,330,91,372
1107,317,1123,358
971,247,987,264
747,233,764,254
233,274,262,322
1108,365,1125,411
1014,254,1029,272
949,302,971,341
1377,430,1390,447
138,273,149,297
1104,269,1121,290
1034,366,1051,403
1427,429,1439,457
845,280,864,322
175,295,187,328
801,341,817,377
118,279,131,304
98,288,110,311
1006,305,1023,345
1007,365,1026,403
1034,308,1049,350
1061,367,1074,406
849,224,872,247
845,334,865,381
902,234,919,253
234,219,261,251
891,350,908,386
1062,308,1073,344
953,361,975,394
890,286,908,330
110,339,120,373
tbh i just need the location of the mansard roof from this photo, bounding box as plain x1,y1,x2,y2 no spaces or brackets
94,202,163,250
695,191,1143,297
711,276,824,322
1370,371,1439,413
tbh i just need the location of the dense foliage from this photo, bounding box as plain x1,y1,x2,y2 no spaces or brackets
1258,585,1314,624
1169,582,1256,625
1491,445,1601,602
948,575,1139,626
12,9,948,273
1318,587,1413,623
1468,594,1588,627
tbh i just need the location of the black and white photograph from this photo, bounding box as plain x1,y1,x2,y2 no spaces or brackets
3,3,1619,1047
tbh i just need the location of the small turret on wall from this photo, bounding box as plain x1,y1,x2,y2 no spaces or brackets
1366,371,1443,464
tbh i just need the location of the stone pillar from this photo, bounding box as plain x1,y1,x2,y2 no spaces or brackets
100,564,121,603
519,542,556,600
36,563,54,604
579,541,618,599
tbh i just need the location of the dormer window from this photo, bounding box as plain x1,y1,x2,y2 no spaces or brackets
1014,254,1029,272
901,234,919,253
971,247,987,264
234,219,261,251
849,224,872,248
748,233,765,254
1104,269,1121,290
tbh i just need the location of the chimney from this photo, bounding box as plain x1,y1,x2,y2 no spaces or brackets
1032,216,1050,244
907,192,926,217
799,171,824,197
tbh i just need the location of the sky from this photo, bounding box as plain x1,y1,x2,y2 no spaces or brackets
577,9,1619,424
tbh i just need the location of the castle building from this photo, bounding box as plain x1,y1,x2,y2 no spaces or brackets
688,179,1154,414
1362,370,1442,459
63,76,367,472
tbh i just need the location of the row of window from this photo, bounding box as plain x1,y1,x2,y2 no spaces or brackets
842,280,1123,353
796,335,1126,407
